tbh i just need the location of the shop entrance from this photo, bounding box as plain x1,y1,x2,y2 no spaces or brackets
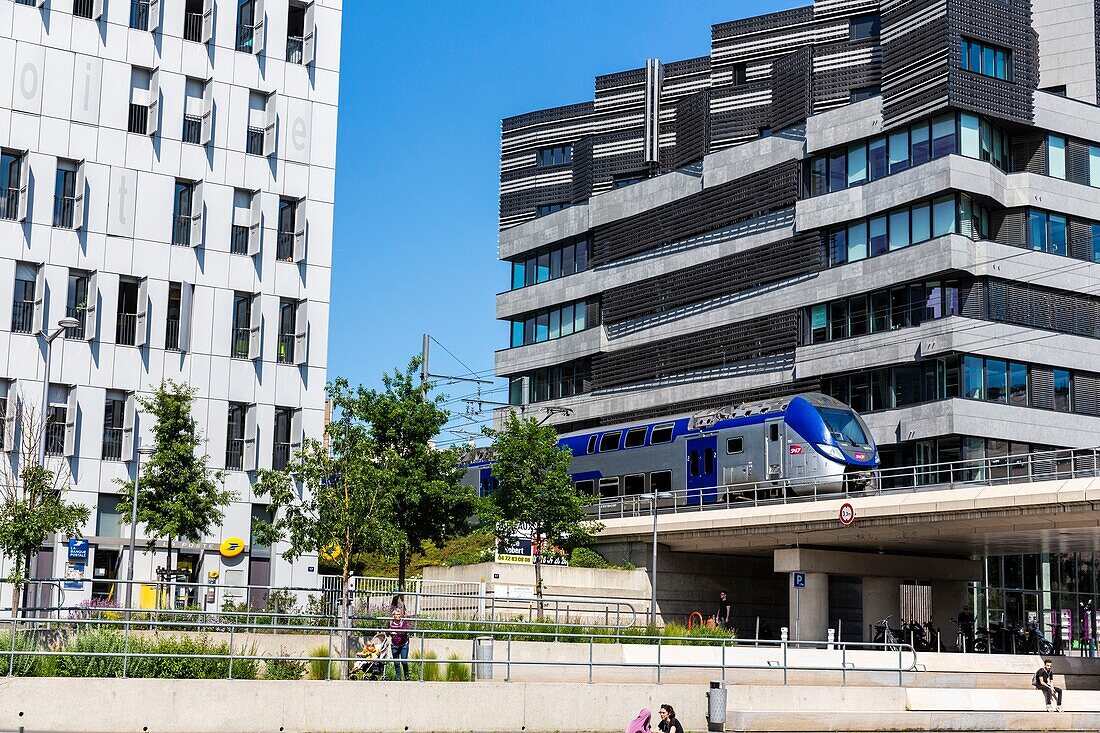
92,548,121,602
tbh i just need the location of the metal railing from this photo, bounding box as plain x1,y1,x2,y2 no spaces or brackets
44,418,65,457
225,438,245,470
116,313,138,346
0,186,19,220
101,427,123,461
165,318,181,351
272,442,291,471
172,214,191,246
127,103,148,135
10,301,33,333
73,0,95,19
231,327,251,359
230,224,250,255
588,445,1100,520
246,127,265,155
277,334,295,363
276,231,294,260
52,195,75,228
64,306,86,339
286,35,303,63
183,11,203,42
182,114,202,144
129,0,150,30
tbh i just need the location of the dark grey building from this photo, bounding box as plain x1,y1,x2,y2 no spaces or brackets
495,0,1100,475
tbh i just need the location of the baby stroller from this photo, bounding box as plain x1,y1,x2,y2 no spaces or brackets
350,631,390,680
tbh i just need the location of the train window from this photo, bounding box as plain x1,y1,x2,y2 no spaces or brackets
689,450,700,477
769,424,780,441
651,424,674,444
651,470,672,493
586,435,597,454
624,427,647,449
599,431,622,452
598,477,620,498
704,448,715,475
624,474,646,495
574,479,595,496
726,437,744,454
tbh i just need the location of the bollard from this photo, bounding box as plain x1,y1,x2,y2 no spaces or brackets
473,636,493,681
706,680,727,732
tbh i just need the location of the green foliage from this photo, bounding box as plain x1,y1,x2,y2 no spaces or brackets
348,532,495,578
0,631,42,676
263,648,305,679
115,381,232,568
410,649,442,681
569,547,610,568
445,652,472,681
50,629,259,679
307,645,338,680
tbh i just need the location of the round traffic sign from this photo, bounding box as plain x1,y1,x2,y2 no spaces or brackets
839,502,855,526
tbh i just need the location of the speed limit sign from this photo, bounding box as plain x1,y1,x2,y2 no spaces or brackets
839,502,855,526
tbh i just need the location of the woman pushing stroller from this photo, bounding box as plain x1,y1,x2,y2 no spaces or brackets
388,606,412,680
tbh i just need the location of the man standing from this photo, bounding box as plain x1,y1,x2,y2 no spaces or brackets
1033,659,1063,712
715,591,732,631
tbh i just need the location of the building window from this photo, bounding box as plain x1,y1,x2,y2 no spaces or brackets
166,282,183,351
73,0,95,20
526,358,591,404
537,202,568,217
53,160,78,229
182,77,205,144
730,63,746,85
287,1,306,63
172,180,198,246
96,494,125,537
246,90,266,154
849,14,880,40
130,0,151,30
273,407,293,470
826,194,972,267
850,86,880,102
11,267,35,334
236,0,257,52
65,271,89,339
232,292,253,359
536,145,572,168
509,237,590,290
102,393,127,461
226,403,246,470
1028,210,1068,256
1053,369,1072,412
183,0,205,42
116,279,140,346
960,38,1012,81
509,300,588,348
231,189,252,255
807,278,961,345
278,299,297,364
0,150,24,222
1047,135,1066,179
277,198,296,260
44,386,70,458
128,67,158,136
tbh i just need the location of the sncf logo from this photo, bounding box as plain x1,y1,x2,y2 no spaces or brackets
854,452,866,461
789,445,803,455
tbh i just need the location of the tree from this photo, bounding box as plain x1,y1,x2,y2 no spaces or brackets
356,360,476,589
485,412,600,617
0,392,89,617
116,381,232,578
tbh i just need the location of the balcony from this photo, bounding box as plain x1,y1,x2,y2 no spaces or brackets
0,187,18,221
236,25,254,53
44,416,65,457
183,12,203,42
116,313,138,346
102,428,123,461
172,215,191,246
231,225,250,255
232,327,251,359
11,301,33,334
286,36,303,64
65,306,86,340
276,232,294,261
73,0,94,19
183,115,202,145
225,438,244,471
246,127,265,156
128,103,148,135
277,334,295,364
130,0,150,30
165,318,181,351
273,442,291,471
53,195,75,229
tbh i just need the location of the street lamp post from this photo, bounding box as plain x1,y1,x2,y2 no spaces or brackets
36,317,80,466
125,444,155,612
649,490,672,628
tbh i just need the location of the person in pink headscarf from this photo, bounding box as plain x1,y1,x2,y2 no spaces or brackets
627,708,652,733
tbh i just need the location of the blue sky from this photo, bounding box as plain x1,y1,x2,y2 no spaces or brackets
329,1,797,441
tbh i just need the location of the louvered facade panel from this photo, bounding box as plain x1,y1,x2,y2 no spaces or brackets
671,89,711,169
1031,367,1055,410
772,47,814,131
1068,139,1091,185
1075,374,1100,417
993,210,1027,247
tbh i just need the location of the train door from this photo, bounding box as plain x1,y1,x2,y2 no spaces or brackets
765,419,784,481
686,434,718,505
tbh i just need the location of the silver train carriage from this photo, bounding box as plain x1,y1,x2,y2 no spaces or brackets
460,393,879,503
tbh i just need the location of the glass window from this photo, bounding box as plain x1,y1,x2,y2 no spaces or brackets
870,291,889,333
925,281,942,319
829,228,848,266
888,131,910,174
1049,214,1067,256
598,431,621,452
982,46,995,76
848,221,868,262
574,301,586,331
651,424,674,444
932,195,956,236
829,150,847,192
811,304,827,343
960,39,971,71
575,240,588,271
511,321,524,348
1048,135,1066,179
1090,146,1100,188
560,304,574,336
960,114,980,158
561,243,575,276
911,203,931,243
726,437,744,454
624,428,647,449
1009,362,1028,406
890,287,910,329
995,49,1008,80
810,156,828,196
911,123,931,165
963,355,984,399
986,359,1007,403
829,300,848,340
847,143,867,186
888,209,910,250
869,215,888,256
550,248,561,278
871,369,890,410
536,251,550,282
511,262,525,290
535,311,549,342
931,115,955,158
849,295,868,337
1091,223,1100,262
894,365,923,406
1028,210,1047,251
549,309,560,340
1053,369,1071,412
869,137,887,180
850,14,880,39
849,373,870,413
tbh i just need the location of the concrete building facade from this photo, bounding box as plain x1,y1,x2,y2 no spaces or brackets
0,0,340,609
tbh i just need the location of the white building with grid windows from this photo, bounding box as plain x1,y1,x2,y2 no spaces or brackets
0,0,340,610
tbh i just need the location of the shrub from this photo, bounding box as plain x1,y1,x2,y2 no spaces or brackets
69,598,123,621
569,547,611,569
410,649,441,681
445,652,472,682
0,630,42,676
308,644,338,680
54,629,258,679
263,648,305,680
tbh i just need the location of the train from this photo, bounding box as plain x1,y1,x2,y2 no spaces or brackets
460,392,879,503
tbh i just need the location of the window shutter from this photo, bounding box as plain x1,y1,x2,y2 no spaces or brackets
294,300,308,365
248,190,262,255
248,293,262,360
201,0,214,43
147,68,160,136
290,408,303,453
302,1,316,66
263,92,277,158
244,404,258,471
179,282,193,352
200,78,213,145
3,387,17,453
32,264,45,334
17,153,29,222
190,181,204,248
293,199,307,262
73,160,86,230
252,0,265,54
149,0,160,32
121,392,136,461
85,270,98,341
135,277,148,347
63,387,78,458
92,0,104,20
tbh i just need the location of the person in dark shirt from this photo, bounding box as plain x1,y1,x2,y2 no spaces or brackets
715,591,732,630
657,704,684,733
1033,659,1063,711
388,608,411,680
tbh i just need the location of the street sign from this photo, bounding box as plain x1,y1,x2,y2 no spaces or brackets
839,502,856,526
793,572,806,588
67,538,89,562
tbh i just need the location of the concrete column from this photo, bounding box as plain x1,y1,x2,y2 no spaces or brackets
931,579,969,650
790,571,828,641
862,577,901,642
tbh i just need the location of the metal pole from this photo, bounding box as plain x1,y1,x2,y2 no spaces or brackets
36,331,55,468
125,454,142,613
650,491,658,627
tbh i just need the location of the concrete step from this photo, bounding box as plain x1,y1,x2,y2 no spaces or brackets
725,710,1100,731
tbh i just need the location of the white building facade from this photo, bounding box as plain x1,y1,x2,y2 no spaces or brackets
0,0,340,610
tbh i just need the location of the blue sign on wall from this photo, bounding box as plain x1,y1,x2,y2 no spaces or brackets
793,572,806,589
67,538,90,562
